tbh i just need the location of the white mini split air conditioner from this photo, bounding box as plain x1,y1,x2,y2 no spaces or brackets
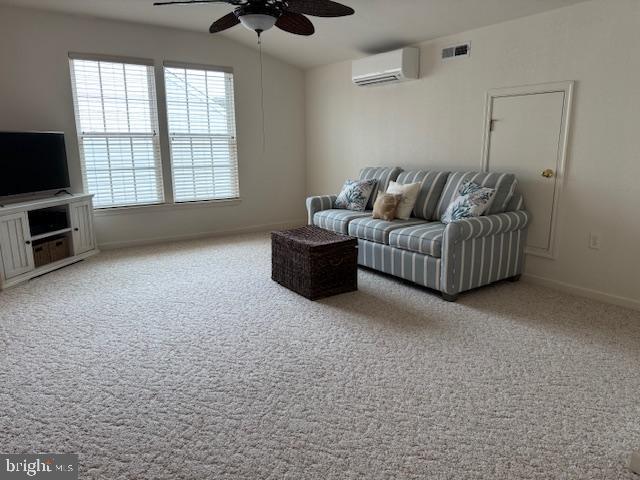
352,47,420,87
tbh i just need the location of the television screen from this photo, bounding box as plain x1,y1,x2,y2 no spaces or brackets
0,132,71,198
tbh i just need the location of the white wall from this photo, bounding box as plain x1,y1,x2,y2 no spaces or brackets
0,6,306,247
305,0,640,307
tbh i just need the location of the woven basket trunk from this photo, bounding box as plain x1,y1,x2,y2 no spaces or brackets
272,226,357,300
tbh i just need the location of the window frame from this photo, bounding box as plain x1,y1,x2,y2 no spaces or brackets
68,53,166,210
68,54,242,212
162,61,240,204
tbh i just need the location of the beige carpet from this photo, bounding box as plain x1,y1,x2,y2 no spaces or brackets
1,233,639,479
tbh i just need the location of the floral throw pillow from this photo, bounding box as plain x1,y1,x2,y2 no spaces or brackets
441,182,496,224
458,181,487,196
335,179,378,211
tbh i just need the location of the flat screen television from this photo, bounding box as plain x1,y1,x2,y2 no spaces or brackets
0,131,71,198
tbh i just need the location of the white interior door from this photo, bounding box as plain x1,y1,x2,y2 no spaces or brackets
484,83,573,258
0,212,35,279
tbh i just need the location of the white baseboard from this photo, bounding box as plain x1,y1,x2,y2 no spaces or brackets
98,218,306,250
523,273,640,312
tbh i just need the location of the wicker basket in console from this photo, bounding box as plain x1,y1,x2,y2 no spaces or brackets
271,226,358,300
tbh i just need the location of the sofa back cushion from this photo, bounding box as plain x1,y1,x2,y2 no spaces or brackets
505,192,525,211
358,166,403,210
435,171,517,219
394,170,449,220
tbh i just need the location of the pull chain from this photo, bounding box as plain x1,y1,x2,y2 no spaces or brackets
258,32,266,152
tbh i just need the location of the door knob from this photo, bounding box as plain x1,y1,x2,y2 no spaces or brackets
541,169,555,178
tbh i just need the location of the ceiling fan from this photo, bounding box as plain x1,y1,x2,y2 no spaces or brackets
153,0,355,37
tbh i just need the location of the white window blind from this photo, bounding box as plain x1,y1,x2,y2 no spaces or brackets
69,57,164,208
164,65,239,202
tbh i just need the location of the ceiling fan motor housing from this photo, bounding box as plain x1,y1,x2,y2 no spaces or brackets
235,1,283,33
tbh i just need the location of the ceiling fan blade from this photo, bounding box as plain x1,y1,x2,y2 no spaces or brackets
275,12,315,36
209,12,240,33
154,0,243,6
284,0,354,17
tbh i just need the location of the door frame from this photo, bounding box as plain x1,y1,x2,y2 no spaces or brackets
481,81,575,259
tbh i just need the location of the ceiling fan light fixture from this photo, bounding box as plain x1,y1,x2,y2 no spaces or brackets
154,0,355,37
239,13,277,33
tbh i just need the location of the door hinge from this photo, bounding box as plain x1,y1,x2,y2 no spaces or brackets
490,119,497,132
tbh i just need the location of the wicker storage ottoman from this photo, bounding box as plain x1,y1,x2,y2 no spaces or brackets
271,226,358,300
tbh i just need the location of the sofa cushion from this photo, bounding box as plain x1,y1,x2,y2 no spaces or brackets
313,209,371,234
394,170,450,221
388,222,446,258
359,166,403,210
435,172,517,219
505,192,525,211
348,216,426,244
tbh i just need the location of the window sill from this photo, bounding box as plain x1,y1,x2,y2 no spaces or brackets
93,198,242,217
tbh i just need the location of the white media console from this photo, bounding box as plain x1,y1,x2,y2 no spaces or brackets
0,193,98,290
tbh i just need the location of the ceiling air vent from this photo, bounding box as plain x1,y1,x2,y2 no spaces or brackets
442,42,471,61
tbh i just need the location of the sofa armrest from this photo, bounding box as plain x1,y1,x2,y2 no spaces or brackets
444,210,531,244
440,210,530,296
306,195,337,224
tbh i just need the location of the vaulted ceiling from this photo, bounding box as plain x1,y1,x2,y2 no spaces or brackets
0,0,589,68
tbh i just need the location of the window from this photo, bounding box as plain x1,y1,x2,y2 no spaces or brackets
69,56,241,209
69,56,163,208
164,64,239,202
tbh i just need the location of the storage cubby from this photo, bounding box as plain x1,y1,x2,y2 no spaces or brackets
28,205,70,238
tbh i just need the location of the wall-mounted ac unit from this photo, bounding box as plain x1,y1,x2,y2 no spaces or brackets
352,48,420,87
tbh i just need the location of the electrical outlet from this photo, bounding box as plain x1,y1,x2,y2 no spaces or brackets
588,232,602,250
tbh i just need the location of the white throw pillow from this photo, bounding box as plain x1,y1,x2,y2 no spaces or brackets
386,181,421,220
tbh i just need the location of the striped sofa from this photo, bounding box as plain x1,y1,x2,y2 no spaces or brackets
306,167,530,301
